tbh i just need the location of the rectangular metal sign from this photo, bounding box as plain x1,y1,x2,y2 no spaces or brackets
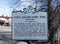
12,12,48,40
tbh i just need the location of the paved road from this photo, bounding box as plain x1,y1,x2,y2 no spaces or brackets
0,26,11,32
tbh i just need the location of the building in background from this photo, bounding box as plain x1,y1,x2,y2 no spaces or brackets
0,16,11,26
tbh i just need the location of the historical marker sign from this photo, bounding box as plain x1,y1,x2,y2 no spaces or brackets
12,12,48,40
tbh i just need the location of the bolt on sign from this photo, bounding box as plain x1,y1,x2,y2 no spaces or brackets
12,11,48,41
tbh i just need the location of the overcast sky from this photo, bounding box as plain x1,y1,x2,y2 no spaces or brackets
0,0,36,17
0,0,57,17
0,0,12,17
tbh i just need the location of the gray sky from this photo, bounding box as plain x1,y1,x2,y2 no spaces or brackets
0,0,13,17
0,0,36,17
0,0,57,17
